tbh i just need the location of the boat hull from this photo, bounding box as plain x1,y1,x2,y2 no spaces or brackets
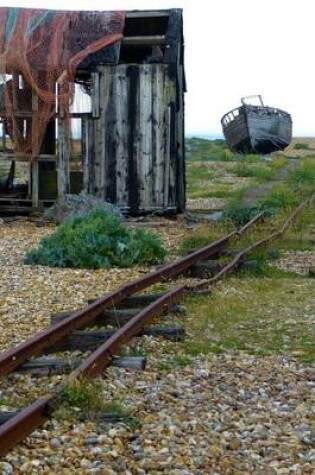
221,105,292,154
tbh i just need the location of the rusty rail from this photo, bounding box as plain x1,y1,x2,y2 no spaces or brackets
0,212,264,377
0,212,266,455
0,285,186,455
190,196,313,291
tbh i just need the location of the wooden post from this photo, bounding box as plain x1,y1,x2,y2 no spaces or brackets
163,105,171,208
57,84,70,200
31,75,39,207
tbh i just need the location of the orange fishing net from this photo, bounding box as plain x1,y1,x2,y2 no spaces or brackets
0,7,125,158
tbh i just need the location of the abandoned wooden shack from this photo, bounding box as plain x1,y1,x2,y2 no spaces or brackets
0,7,185,214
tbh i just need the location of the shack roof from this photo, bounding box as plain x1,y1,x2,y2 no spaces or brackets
0,7,183,74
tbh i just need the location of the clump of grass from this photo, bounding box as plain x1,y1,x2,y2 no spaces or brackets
262,185,300,210
24,208,166,268
240,154,261,164
269,155,288,170
290,157,315,188
234,163,274,181
234,155,287,182
59,379,106,410
159,354,192,371
59,380,138,427
178,221,235,256
293,142,309,150
59,379,140,427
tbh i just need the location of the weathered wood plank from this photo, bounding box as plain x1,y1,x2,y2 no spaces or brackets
163,105,171,208
57,85,70,199
0,412,16,425
50,327,185,352
138,65,153,208
164,9,182,66
31,76,39,206
91,72,100,119
88,293,164,307
126,11,170,19
115,66,129,206
104,69,117,203
51,308,139,327
122,36,166,46
16,356,146,375
151,65,165,207
176,63,185,212
127,65,140,211
17,358,81,375
94,67,110,197
112,356,146,370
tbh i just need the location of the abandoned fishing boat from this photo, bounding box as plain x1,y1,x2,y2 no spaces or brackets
221,96,292,154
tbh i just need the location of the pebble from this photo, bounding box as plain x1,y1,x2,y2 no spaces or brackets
0,462,14,475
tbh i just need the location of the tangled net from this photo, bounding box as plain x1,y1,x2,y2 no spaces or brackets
0,7,125,158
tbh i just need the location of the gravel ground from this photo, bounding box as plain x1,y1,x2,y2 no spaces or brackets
0,219,314,474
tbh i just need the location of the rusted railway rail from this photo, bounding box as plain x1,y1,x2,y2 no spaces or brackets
0,199,312,455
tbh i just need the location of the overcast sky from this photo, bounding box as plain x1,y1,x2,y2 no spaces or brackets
1,0,315,137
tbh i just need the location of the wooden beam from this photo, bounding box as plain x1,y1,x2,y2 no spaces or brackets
16,355,146,375
122,35,166,46
31,77,39,207
126,11,170,18
57,85,70,199
50,327,186,352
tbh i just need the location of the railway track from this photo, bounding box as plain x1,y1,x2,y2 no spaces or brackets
0,198,312,455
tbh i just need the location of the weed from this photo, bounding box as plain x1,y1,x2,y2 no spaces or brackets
59,379,106,410
234,163,274,181
58,379,140,427
159,354,192,370
262,185,300,210
223,202,264,226
178,221,235,256
293,142,309,150
269,155,288,170
119,345,146,357
290,157,315,188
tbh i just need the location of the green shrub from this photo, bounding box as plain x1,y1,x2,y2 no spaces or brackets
25,208,166,268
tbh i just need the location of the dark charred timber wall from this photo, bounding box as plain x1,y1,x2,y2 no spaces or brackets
82,9,185,214
83,63,184,212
